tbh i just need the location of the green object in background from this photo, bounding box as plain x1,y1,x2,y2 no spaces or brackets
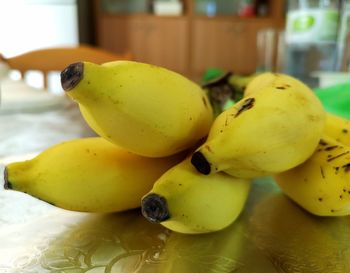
314,82,350,119
202,67,225,83
292,15,315,32
222,99,235,111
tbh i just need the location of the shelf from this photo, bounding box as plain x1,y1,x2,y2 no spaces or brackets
99,12,275,22
192,15,275,21
94,0,285,78
100,12,189,20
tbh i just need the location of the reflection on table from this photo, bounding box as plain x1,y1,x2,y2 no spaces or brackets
1,80,350,272
1,177,350,272
0,78,95,158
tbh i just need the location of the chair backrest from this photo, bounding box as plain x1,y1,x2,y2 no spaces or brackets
0,45,131,89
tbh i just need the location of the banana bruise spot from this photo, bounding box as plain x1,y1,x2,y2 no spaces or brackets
327,151,350,162
191,151,211,175
334,166,340,174
320,166,325,178
275,84,291,90
234,98,255,117
3,167,12,190
202,96,208,108
141,193,170,223
342,163,350,172
319,139,328,146
324,145,338,151
61,62,84,91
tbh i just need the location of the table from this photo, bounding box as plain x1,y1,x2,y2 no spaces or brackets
0,80,350,272
0,79,96,270
0,78,95,150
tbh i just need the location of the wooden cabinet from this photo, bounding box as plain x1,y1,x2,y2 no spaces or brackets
130,17,189,76
96,15,189,75
93,0,285,81
191,18,278,80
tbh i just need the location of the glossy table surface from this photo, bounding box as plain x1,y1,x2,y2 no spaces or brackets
1,81,350,273
1,176,350,273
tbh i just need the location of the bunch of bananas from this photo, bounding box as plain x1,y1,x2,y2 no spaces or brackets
3,61,350,235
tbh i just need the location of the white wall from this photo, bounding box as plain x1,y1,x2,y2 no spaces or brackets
0,0,79,93
0,0,79,58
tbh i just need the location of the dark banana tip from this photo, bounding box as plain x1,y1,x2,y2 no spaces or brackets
141,193,170,223
3,167,12,190
60,62,84,91
191,151,211,175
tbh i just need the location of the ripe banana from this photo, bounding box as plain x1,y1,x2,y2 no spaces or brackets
324,112,350,145
60,61,213,157
191,73,326,178
243,72,278,97
4,137,184,213
274,135,350,216
229,73,259,96
141,158,251,234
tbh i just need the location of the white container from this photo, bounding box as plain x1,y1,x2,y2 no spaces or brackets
283,0,341,87
153,1,183,16
312,71,350,88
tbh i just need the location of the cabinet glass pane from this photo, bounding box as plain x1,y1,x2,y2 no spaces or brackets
101,0,150,14
194,0,240,16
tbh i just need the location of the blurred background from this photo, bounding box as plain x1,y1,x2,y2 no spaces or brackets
0,0,349,91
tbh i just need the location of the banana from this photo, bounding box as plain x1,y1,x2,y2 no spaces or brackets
243,72,279,97
191,73,326,178
4,137,184,213
324,112,350,145
60,61,213,158
141,158,251,234
229,73,259,96
274,135,350,216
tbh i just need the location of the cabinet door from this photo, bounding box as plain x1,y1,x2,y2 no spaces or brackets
191,18,274,80
97,15,189,76
130,17,189,76
97,16,131,54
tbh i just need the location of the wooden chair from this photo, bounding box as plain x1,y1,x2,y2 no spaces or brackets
0,44,131,89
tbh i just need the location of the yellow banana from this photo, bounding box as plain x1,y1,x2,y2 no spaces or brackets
191,73,326,178
141,158,251,234
243,72,277,97
324,112,350,145
229,73,259,95
274,135,350,216
60,61,213,157
4,137,184,213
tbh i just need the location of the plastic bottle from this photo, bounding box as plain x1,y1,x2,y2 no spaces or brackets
337,0,350,70
283,0,341,87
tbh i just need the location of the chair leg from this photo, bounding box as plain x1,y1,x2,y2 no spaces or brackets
43,72,48,90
